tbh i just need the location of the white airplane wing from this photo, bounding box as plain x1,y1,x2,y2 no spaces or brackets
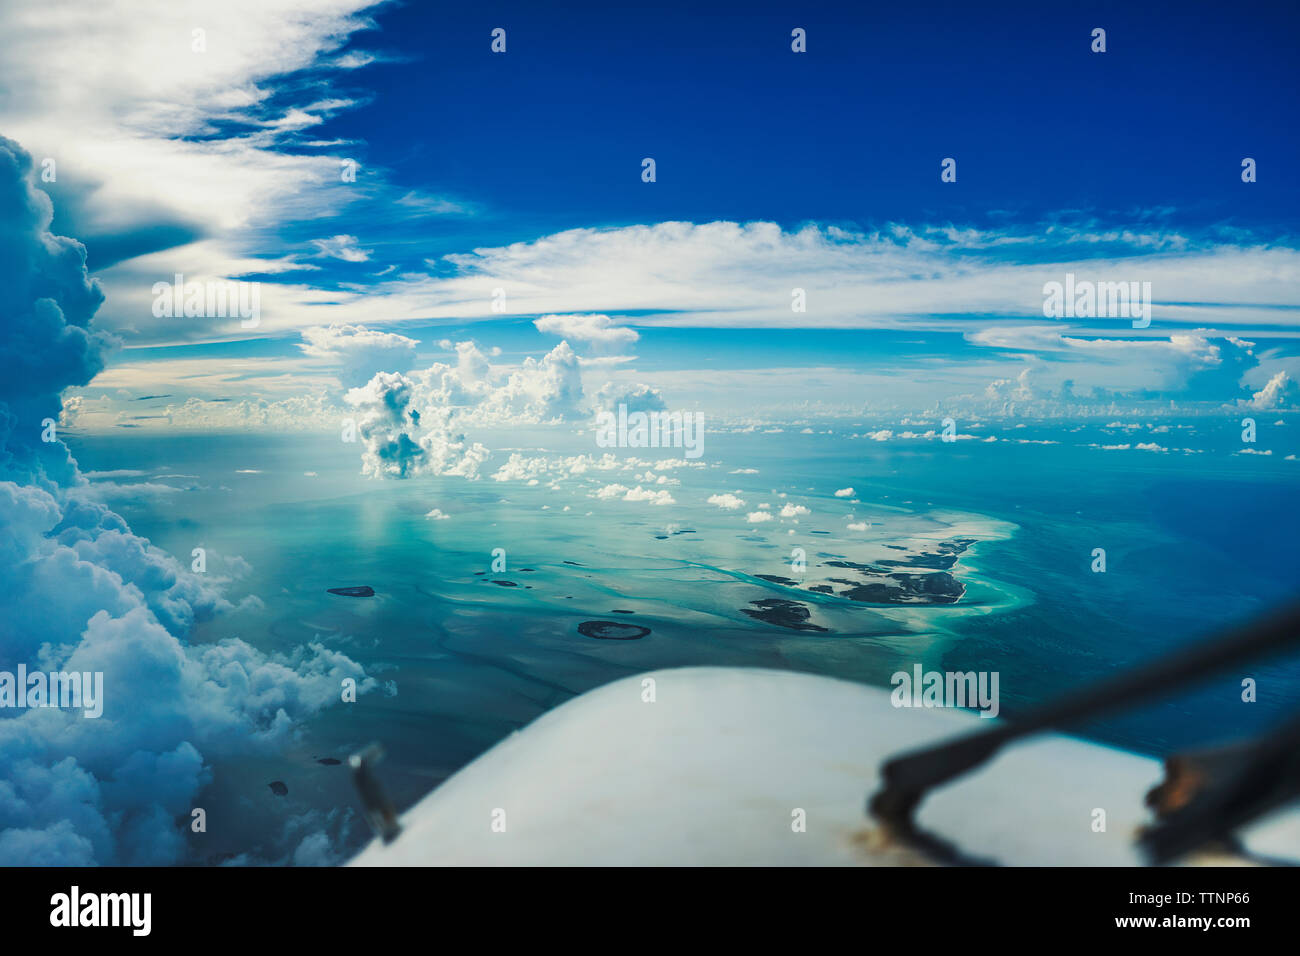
348,666,1300,866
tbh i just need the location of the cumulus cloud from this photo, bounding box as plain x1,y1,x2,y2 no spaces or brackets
707,493,745,510
343,371,490,479
593,382,666,414
415,340,586,424
969,328,1252,405
341,340,598,480
488,452,679,488
0,138,115,440
1241,371,1300,410
0,141,376,865
300,323,419,388
162,393,344,431
622,485,675,506
984,367,1037,403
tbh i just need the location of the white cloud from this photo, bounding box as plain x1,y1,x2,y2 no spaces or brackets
707,493,745,510
534,314,639,351
310,234,372,262
593,381,665,414
1241,371,1300,410
375,222,1300,340
161,394,344,431
0,142,379,864
492,454,552,483
300,323,419,387
56,208,1300,350
0,0,390,275
623,486,675,506
971,327,1227,395
589,483,674,506
343,371,491,480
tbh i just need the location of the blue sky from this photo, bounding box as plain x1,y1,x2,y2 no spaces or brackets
1,0,1297,426
321,0,1300,248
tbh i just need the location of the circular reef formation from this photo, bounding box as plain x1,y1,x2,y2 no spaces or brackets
577,620,651,641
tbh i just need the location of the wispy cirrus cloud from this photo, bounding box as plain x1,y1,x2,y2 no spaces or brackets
0,0,470,341
310,235,372,263
0,0,391,238
77,218,1300,350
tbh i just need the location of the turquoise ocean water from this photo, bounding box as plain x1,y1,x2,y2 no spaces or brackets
67,419,1300,861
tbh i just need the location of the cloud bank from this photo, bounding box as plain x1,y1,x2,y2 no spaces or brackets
0,138,375,865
